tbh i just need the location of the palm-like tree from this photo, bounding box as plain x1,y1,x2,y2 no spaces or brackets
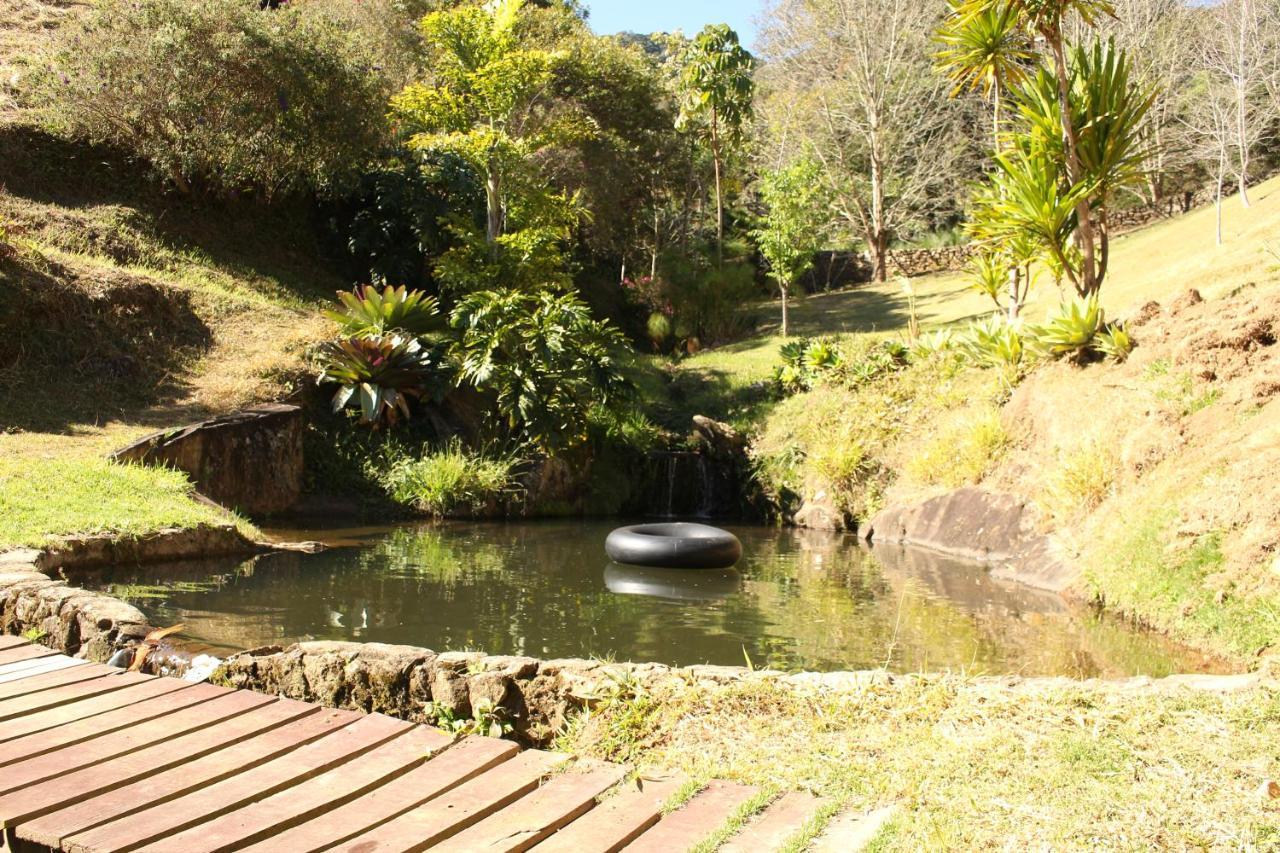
935,0,1033,150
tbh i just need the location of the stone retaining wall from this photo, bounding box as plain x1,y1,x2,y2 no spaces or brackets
211,641,893,746
0,554,150,661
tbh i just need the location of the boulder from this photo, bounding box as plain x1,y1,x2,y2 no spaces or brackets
112,403,304,516
793,490,847,531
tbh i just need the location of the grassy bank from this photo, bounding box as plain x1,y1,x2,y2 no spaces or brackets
562,673,1280,848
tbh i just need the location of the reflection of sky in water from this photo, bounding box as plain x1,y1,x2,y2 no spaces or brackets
71,520,1228,677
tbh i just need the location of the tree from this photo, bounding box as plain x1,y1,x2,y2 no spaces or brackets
970,40,1152,294
752,160,828,337
391,0,592,245
935,0,1033,151
759,0,967,282
676,24,754,263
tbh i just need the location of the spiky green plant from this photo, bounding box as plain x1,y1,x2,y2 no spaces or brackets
1030,295,1103,358
1094,321,1133,362
317,334,444,428
961,314,1027,378
324,284,443,338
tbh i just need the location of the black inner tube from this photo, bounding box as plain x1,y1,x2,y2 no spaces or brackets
605,522,742,569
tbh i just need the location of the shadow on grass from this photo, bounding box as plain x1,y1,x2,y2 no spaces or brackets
0,124,346,305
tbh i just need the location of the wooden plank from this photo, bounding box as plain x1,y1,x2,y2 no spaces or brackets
622,780,759,852
0,671,152,721
810,805,897,852
0,656,84,683
16,708,361,850
61,712,413,853
0,687,273,794
719,792,827,853
332,748,571,853
0,698,316,828
532,774,685,853
0,677,200,750
434,761,630,853
240,734,520,853
0,634,31,651
140,725,453,852
0,664,119,702
0,643,58,666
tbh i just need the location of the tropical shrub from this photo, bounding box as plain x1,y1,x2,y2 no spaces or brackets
381,440,520,517
773,337,909,396
324,284,443,339
659,253,760,347
39,0,394,197
959,314,1026,379
1095,322,1133,362
645,313,673,351
450,289,632,452
1029,295,1104,359
317,335,447,428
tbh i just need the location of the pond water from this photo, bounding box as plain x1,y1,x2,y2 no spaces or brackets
72,520,1227,677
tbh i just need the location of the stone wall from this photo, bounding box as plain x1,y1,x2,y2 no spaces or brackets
112,403,304,516
0,553,150,661
211,641,891,746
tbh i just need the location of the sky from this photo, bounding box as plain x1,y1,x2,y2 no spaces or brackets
583,0,764,50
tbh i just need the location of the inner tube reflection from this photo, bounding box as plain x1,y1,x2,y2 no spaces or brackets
603,563,741,602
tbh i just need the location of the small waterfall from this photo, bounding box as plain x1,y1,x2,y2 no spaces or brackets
664,453,678,517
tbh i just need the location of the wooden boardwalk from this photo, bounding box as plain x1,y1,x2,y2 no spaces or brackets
0,636,886,852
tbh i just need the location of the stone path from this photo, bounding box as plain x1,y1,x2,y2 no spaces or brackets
0,636,889,851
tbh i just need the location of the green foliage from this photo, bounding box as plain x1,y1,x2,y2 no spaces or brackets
1095,321,1133,362
1028,294,1103,358
391,0,593,252
39,0,393,197
317,335,447,429
450,289,632,452
772,337,909,396
751,159,828,334
934,0,1032,98
906,406,1009,487
323,284,443,338
959,314,1027,377
655,253,760,347
677,25,755,143
967,250,1012,308
424,697,512,739
646,312,673,350
328,154,483,289
381,440,520,517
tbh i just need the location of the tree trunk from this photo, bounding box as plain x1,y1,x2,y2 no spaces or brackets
711,106,724,266
485,165,503,244
780,282,790,337
1215,147,1226,246
870,148,887,282
1049,34,1098,295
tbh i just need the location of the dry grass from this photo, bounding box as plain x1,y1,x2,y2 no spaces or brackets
563,674,1280,849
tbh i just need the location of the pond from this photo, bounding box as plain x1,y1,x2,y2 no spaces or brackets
72,520,1226,677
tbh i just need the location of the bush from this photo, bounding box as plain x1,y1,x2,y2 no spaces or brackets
317,335,449,428
450,289,633,453
324,284,443,339
38,0,396,197
381,441,520,517
905,406,1009,488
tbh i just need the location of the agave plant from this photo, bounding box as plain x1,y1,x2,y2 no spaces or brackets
1030,295,1103,358
961,314,1026,375
803,338,843,372
1094,321,1132,362
324,284,442,338
317,334,443,428
910,328,957,361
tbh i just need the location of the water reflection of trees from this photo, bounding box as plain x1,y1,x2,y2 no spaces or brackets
69,522,1221,676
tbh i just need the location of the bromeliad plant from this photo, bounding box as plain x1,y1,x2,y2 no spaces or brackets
1028,294,1104,358
317,334,447,428
324,284,443,338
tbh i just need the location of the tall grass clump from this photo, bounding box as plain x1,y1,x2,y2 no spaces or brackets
1039,438,1119,523
905,405,1009,488
381,441,520,517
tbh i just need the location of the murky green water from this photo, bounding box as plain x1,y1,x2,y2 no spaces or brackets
73,520,1226,676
